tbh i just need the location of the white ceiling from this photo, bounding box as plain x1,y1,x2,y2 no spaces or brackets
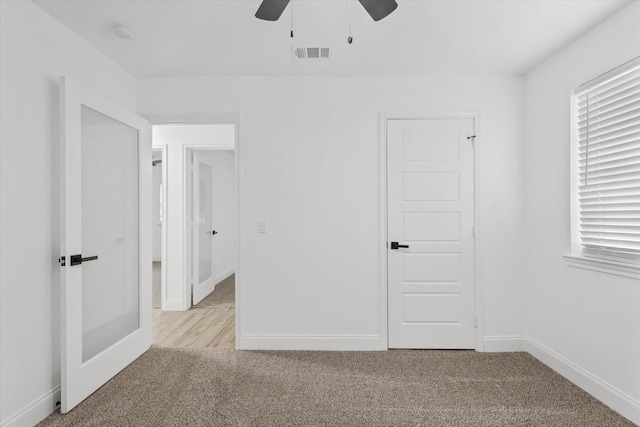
33,0,631,78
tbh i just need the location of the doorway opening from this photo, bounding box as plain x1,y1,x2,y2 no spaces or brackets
150,120,238,349
152,148,163,311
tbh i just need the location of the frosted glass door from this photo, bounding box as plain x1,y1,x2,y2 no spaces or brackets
192,153,216,305
81,105,140,362
60,77,151,413
198,162,213,283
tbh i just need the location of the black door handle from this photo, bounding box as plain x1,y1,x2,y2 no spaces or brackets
390,242,409,250
70,254,98,266
210,230,218,235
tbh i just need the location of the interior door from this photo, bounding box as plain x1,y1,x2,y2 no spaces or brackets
192,152,216,304
387,118,476,349
60,77,151,413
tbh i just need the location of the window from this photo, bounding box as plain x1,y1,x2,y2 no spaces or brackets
566,57,640,278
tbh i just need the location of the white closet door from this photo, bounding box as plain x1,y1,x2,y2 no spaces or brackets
387,118,476,349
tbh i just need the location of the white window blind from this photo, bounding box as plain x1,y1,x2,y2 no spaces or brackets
575,58,640,259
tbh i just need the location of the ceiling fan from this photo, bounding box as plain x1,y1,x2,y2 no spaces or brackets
255,0,398,22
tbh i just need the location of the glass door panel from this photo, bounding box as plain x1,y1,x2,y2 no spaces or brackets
81,105,140,362
198,162,213,284
191,153,216,305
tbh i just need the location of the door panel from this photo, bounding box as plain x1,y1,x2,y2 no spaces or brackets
387,118,475,349
403,172,459,201
403,213,460,242
402,130,460,161
403,293,460,322
60,77,151,412
403,253,461,282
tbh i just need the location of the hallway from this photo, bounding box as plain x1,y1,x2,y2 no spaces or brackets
152,307,234,348
152,264,235,349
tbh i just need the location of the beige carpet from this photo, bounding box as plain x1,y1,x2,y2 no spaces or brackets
195,274,235,308
39,348,634,426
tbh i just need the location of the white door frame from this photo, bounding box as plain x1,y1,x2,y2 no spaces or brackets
379,112,484,351
143,113,241,345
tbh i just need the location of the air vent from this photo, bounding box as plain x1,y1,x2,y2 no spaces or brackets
293,46,331,60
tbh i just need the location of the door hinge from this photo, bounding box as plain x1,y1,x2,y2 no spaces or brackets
467,135,477,148
474,317,478,328
472,226,476,238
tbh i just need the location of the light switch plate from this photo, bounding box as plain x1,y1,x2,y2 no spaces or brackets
258,219,267,233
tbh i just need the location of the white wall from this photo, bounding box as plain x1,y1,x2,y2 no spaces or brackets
138,75,526,349
152,125,235,310
523,2,640,423
153,124,235,147
0,2,137,425
200,150,236,283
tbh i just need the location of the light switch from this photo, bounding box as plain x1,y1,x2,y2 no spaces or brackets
258,219,267,233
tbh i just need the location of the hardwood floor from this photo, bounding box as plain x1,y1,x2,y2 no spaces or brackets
152,307,235,349
152,262,235,349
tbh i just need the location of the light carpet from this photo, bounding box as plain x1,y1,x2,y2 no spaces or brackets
195,274,235,308
39,348,634,426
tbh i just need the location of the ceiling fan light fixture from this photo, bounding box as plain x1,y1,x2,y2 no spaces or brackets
255,0,398,22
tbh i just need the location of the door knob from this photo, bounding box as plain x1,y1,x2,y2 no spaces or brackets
210,230,218,235
390,242,409,250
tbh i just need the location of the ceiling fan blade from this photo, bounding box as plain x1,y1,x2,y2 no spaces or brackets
358,0,398,21
255,0,291,21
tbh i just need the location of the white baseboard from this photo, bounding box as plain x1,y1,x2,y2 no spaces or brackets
1,386,60,427
213,267,235,288
237,334,384,351
525,337,640,425
483,335,527,352
162,298,186,311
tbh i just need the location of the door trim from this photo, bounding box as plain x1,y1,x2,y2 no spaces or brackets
379,112,484,351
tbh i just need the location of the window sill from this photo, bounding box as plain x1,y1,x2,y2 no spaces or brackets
564,254,640,280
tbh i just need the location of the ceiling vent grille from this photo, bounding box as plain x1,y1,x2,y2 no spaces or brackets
293,46,331,60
